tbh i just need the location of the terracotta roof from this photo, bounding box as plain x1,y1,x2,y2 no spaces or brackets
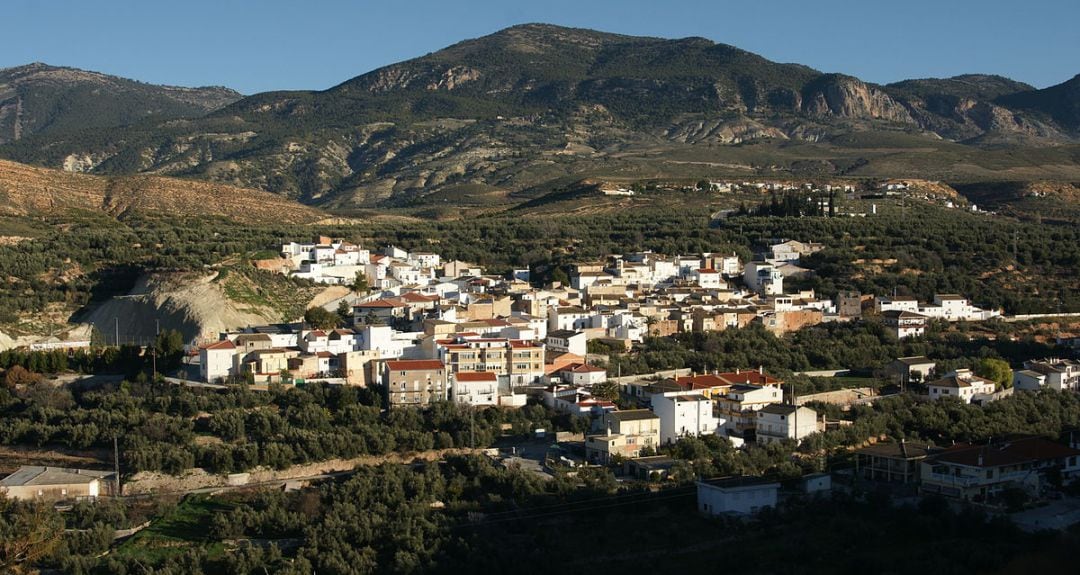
355,298,407,309
454,371,498,382
386,359,444,371
401,292,439,302
674,374,732,390
933,437,1080,468
928,374,994,389
203,340,236,351
856,441,936,459
697,268,718,274
568,364,606,373
315,351,335,359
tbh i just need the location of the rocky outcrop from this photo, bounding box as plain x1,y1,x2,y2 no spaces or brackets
802,75,914,123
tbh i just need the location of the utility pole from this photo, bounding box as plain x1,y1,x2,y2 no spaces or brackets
113,435,121,497
152,319,160,380
115,317,119,348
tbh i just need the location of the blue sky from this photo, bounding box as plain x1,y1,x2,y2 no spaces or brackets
4,0,1077,94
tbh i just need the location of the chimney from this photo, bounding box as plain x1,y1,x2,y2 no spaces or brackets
899,439,908,459
759,365,764,375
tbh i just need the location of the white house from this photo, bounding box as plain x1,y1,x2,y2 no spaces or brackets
1022,358,1080,392
1012,369,1047,391
652,392,721,444
927,370,997,403
755,404,818,445
691,268,724,289
548,306,592,332
882,310,927,339
697,477,780,516
546,329,588,357
743,261,783,296
200,340,237,382
452,371,498,406
564,364,607,386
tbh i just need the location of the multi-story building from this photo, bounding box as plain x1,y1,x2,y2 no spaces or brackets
545,329,587,356
652,392,721,444
882,310,927,339
920,437,1080,500
435,335,544,389
585,410,661,464
855,441,938,485
382,359,448,408
200,339,237,382
1020,358,1080,392
451,371,498,406
755,404,819,445
927,369,997,403
716,383,784,435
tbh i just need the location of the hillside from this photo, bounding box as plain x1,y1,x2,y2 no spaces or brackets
1,24,1078,209
0,63,241,145
0,158,325,224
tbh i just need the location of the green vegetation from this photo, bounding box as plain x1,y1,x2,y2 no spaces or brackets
113,496,231,564
303,306,342,330
0,379,571,475
602,319,1059,381
217,266,323,321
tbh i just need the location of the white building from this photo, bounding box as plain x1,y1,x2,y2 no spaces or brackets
697,477,780,516
452,371,498,406
927,370,997,403
691,268,724,289
546,329,588,357
652,392,721,445
755,404,818,445
200,340,237,382
743,261,783,296
1020,359,1080,392
564,364,607,387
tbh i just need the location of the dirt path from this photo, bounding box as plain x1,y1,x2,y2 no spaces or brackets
0,446,110,474
123,448,487,495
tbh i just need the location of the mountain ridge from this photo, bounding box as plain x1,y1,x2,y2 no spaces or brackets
0,62,242,145
1,24,1077,209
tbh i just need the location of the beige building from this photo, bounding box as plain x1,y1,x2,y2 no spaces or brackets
586,410,661,464
1,466,116,501
383,359,448,408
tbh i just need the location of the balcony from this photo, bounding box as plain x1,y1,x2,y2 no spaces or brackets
926,473,981,487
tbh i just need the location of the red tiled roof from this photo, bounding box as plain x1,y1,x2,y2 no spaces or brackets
386,359,444,371
569,364,606,373
355,298,407,309
674,374,732,389
697,268,718,274
316,351,335,358
934,437,1080,468
455,371,498,382
716,371,781,386
401,292,439,302
203,340,236,351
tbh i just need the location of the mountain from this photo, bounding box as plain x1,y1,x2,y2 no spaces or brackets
0,158,324,224
0,24,1078,210
998,74,1080,134
0,63,241,145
